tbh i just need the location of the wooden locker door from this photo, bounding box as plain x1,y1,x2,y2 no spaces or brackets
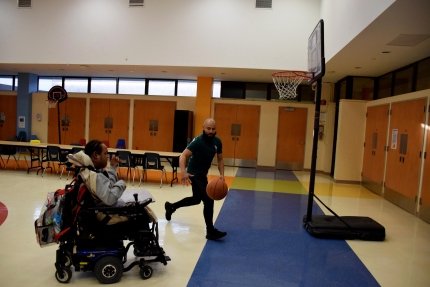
419,127,430,223
109,99,130,148
214,103,237,165
276,106,307,170
234,104,260,167
89,99,111,145
361,104,389,194
133,100,175,151
0,95,17,140
385,99,425,213
62,98,86,145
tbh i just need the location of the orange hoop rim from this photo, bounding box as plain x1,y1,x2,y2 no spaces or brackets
272,70,313,81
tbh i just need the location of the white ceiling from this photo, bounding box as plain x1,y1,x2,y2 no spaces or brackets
0,0,429,84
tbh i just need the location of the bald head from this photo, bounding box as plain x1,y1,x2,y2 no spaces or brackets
203,118,217,137
203,118,216,128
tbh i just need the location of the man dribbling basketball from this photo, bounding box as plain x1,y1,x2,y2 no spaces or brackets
165,118,227,240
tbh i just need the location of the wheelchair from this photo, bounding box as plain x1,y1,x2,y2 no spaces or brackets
38,172,171,284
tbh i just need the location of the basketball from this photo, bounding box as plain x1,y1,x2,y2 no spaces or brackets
206,177,228,200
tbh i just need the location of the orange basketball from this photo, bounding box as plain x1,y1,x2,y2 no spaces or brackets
206,177,228,200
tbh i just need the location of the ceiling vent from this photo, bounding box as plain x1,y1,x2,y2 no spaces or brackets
386,34,430,47
129,0,144,7
256,0,272,9
17,0,31,8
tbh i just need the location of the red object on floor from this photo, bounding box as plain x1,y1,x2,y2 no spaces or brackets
0,201,8,225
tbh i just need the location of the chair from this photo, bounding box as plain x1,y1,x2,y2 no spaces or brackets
116,139,126,149
17,131,27,142
0,144,19,169
40,145,63,177
143,152,167,188
27,146,42,174
116,150,132,181
131,154,145,185
15,131,28,163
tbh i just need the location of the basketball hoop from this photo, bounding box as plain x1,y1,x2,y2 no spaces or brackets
272,71,312,100
47,86,68,108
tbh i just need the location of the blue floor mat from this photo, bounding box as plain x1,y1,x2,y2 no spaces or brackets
188,189,380,287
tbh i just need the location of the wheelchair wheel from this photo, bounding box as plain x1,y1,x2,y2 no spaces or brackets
140,265,153,280
55,268,72,283
94,256,123,284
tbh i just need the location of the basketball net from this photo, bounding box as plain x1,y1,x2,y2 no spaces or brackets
47,99,58,109
272,71,311,100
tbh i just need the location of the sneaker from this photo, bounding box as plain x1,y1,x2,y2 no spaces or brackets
206,228,227,240
165,202,175,221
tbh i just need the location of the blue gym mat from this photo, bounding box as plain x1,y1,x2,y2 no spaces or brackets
188,189,380,287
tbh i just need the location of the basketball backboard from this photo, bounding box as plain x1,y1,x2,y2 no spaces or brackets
308,19,325,83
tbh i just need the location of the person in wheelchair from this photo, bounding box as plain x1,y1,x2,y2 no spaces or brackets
49,140,170,284
68,140,155,250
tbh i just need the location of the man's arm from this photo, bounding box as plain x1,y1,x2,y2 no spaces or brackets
179,148,192,184
217,153,224,179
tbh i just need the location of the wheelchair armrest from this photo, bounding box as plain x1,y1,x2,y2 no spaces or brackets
87,197,153,215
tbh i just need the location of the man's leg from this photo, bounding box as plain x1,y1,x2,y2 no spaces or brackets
165,177,202,220
193,175,227,240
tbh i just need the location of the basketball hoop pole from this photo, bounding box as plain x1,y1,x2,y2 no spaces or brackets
48,85,68,145
305,78,322,222
57,101,61,144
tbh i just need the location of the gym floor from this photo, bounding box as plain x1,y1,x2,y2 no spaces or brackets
0,165,429,286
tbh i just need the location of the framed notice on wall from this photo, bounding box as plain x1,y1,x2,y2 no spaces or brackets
391,129,398,149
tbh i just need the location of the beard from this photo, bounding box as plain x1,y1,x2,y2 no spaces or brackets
202,130,216,141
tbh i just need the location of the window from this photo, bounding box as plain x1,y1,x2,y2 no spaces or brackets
177,80,197,97
64,78,89,93
148,79,175,96
0,76,14,91
221,82,245,99
339,79,347,99
212,81,221,98
352,77,374,100
38,77,62,91
298,84,314,102
416,57,430,91
118,78,146,95
245,83,267,100
393,66,413,96
14,77,18,90
270,84,280,100
376,73,392,99
91,78,117,94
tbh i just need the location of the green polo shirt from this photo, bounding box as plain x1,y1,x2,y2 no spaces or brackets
186,134,222,176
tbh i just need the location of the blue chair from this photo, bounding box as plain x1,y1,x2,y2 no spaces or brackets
116,139,126,149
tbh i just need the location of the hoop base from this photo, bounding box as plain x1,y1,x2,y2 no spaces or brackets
272,71,312,100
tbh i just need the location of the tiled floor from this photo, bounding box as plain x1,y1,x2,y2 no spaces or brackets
0,166,429,286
